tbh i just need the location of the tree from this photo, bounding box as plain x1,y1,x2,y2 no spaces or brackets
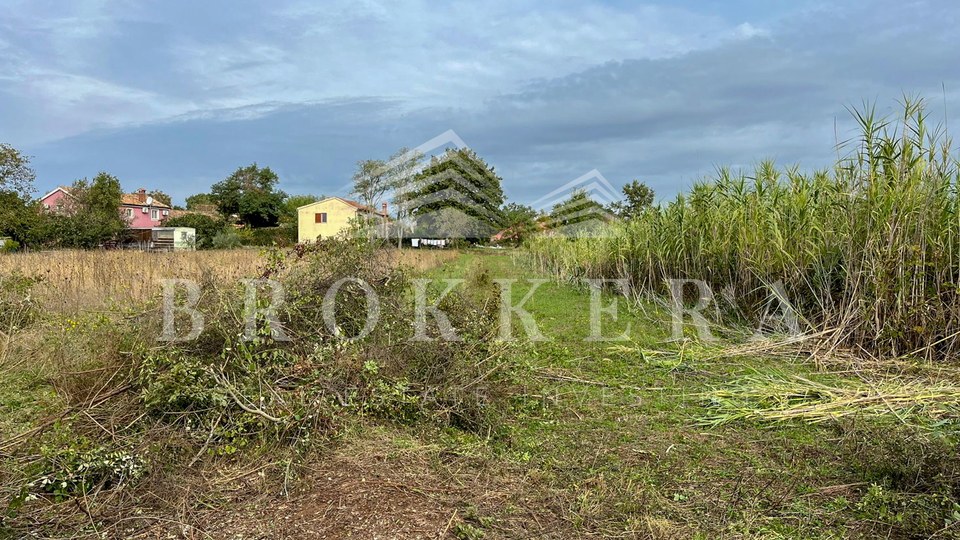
0,144,36,197
282,194,323,225
52,172,127,248
350,159,390,210
0,192,45,247
0,144,42,246
185,193,216,210
163,213,227,249
498,202,540,245
549,188,609,228
210,164,287,227
400,148,506,239
385,147,425,247
148,190,172,206
608,180,655,219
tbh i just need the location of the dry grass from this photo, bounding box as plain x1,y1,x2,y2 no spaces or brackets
0,247,458,315
397,249,459,273
0,249,263,313
700,373,960,426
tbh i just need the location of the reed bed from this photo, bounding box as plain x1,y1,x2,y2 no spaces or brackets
525,98,960,360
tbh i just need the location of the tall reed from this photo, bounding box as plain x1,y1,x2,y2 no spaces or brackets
526,97,960,359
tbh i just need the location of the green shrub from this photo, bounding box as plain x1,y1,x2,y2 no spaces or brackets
238,225,297,247
132,239,515,460
1,239,19,253
211,230,243,249
22,428,147,503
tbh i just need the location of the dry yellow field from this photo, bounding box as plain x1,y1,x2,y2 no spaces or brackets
0,248,458,314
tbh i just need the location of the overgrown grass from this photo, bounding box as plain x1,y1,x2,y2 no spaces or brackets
526,97,960,360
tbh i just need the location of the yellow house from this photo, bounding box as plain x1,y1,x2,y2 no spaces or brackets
297,197,388,242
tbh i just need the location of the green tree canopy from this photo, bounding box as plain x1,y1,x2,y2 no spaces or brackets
211,164,287,227
350,159,389,209
548,188,610,228
282,194,323,224
0,144,36,197
497,202,540,245
400,148,505,238
148,190,172,206
50,172,127,248
608,180,655,218
185,193,216,210
0,144,42,246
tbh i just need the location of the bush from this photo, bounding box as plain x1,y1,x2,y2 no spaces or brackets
0,239,19,253
211,230,243,249
131,238,515,461
237,226,297,247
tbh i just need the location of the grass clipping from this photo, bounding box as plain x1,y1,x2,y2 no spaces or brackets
699,373,960,427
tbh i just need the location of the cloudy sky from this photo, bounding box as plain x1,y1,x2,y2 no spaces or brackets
1,0,957,207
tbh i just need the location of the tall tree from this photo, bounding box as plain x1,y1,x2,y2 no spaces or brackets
0,144,36,197
399,148,505,239
350,159,389,209
386,147,425,247
211,164,286,227
0,144,41,246
498,202,540,245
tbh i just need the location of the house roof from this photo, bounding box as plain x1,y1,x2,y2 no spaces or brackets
40,186,170,208
120,193,170,208
298,196,387,217
40,186,75,201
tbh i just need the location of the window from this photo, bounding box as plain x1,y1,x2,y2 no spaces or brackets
151,209,159,220
315,212,327,223
125,208,134,218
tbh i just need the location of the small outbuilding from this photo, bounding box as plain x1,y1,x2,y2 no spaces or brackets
125,227,196,251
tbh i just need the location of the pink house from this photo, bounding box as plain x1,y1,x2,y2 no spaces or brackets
39,186,74,214
119,188,172,227
40,186,172,227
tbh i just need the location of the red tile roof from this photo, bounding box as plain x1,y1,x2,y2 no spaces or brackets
333,197,387,217
120,193,170,208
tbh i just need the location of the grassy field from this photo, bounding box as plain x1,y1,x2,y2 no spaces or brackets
1,246,958,539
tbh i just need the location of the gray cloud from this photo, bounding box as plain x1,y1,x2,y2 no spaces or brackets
4,0,959,206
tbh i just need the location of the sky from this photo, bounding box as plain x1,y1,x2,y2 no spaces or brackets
0,0,958,207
